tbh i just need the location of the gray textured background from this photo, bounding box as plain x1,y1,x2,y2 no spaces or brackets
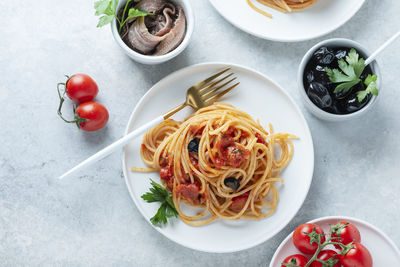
1,0,399,266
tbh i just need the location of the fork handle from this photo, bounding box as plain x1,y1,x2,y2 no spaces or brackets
58,115,164,179
164,103,187,119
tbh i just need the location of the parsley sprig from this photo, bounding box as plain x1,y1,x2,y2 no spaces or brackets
94,0,153,33
325,48,378,102
141,179,178,226
357,74,378,103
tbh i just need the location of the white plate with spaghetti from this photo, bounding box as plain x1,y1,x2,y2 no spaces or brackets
122,62,314,253
208,0,365,42
269,216,400,266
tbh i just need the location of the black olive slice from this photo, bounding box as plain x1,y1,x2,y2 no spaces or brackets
188,138,200,153
224,177,240,191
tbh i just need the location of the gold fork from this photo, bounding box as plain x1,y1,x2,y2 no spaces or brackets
59,68,239,179
164,68,238,118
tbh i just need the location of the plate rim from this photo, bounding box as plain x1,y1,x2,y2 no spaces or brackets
208,0,366,42
122,62,315,253
269,215,400,266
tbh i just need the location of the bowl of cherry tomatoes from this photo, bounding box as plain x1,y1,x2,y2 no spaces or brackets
270,216,400,267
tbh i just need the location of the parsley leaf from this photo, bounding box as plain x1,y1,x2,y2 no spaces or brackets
141,179,178,227
338,58,357,79
364,74,377,86
325,67,355,83
94,0,111,16
94,0,153,32
357,74,378,102
346,48,365,77
97,15,114,27
325,48,378,102
94,0,117,27
334,80,360,94
141,179,169,203
128,8,153,19
325,52,362,94
111,0,118,13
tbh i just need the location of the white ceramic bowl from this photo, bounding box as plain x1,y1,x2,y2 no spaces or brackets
111,0,194,65
297,38,382,121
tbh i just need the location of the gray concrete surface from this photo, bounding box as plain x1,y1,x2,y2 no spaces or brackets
1,0,399,266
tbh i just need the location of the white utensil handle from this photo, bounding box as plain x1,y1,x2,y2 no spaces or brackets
365,30,400,66
58,115,164,180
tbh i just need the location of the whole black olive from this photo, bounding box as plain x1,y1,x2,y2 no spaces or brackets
188,138,199,153
224,177,240,191
307,82,333,108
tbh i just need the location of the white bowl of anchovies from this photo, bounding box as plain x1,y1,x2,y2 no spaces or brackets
106,0,194,65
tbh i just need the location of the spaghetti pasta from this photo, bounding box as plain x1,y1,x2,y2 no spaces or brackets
133,103,297,226
247,0,318,18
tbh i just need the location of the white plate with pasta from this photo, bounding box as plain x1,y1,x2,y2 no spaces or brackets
122,62,314,252
208,0,365,42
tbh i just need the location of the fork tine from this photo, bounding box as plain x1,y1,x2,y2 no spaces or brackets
191,68,231,90
199,73,234,94
201,77,237,98
204,82,240,105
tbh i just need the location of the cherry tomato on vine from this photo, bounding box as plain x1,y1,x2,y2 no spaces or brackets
340,242,373,267
281,254,308,267
75,101,109,131
293,223,326,255
310,250,341,267
331,221,361,250
65,74,98,103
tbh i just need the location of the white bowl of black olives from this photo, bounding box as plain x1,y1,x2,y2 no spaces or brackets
298,38,382,121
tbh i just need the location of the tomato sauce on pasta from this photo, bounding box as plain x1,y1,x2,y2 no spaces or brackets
132,103,297,226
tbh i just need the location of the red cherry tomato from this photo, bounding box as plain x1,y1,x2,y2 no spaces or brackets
331,221,361,250
66,74,98,103
293,223,326,255
281,254,308,267
310,250,341,267
75,101,109,131
340,242,373,267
